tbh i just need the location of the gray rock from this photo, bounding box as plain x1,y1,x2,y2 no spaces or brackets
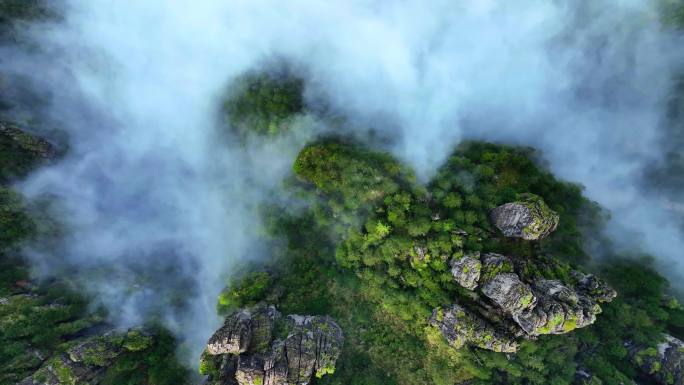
204,305,343,385
573,271,617,303
450,253,482,290
481,273,536,316
631,334,684,385
430,304,518,353
513,279,599,335
16,330,146,385
489,194,559,240
207,309,254,355
284,315,344,384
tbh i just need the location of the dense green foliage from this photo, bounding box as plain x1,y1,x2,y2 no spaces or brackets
222,71,305,138
0,160,192,385
219,127,682,384
4,2,684,383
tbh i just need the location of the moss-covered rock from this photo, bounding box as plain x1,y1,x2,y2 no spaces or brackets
430,304,518,353
630,335,684,385
450,253,481,290
489,193,559,240
203,305,343,385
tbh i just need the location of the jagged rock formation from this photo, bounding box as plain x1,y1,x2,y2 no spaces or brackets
433,198,615,352
430,304,518,353
201,305,343,385
438,252,615,351
489,193,559,240
630,334,684,385
16,329,152,385
207,308,254,355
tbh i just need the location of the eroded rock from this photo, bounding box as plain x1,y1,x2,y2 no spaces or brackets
450,253,481,290
17,329,151,385
203,305,343,385
481,273,536,317
489,193,559,240
631,334,684,385
433,250,616,351
430,304,518,353
514,279,599,335
207,309,254,355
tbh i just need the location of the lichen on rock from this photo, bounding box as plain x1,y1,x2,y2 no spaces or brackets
203,305,343,385
450,253,482,290
430,304,518,353
489,193,559,240
630,334,684,385
16,328,151,385
433,248,616,351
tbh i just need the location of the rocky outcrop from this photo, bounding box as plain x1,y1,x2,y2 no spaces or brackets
450,253,481,290
489,194,559,240
207,308,257,355
439,252,615,352
16,329,153,385
430,304,518,353
481,273,536,317
202,305,343,385
514,279,601,335
573,271,617,303
630,334,684,385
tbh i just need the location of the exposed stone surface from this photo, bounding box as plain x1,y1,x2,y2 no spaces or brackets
630,334,684,385
16,329,152,385
207,309,254,355
573,271,617,303
514,279,599,335
450,253,481,290
489,194,559,240
436,250,616,351
481,273,536,316
203,305,343,385
430,304,518,353
67,336,122,366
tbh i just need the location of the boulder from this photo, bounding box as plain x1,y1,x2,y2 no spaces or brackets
481,273,536,316
489,194,559,240
432,250,617,350
450,253,481,290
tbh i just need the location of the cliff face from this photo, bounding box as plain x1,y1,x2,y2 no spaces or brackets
201,305,343,385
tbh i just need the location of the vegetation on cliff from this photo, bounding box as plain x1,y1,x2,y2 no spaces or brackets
214,71,684,385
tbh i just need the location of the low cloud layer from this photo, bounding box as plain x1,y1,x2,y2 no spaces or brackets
2,0,683,363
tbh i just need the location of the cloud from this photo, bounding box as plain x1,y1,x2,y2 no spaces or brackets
3,0,683,364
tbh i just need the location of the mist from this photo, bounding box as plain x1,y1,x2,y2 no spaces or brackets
2,0,683,365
